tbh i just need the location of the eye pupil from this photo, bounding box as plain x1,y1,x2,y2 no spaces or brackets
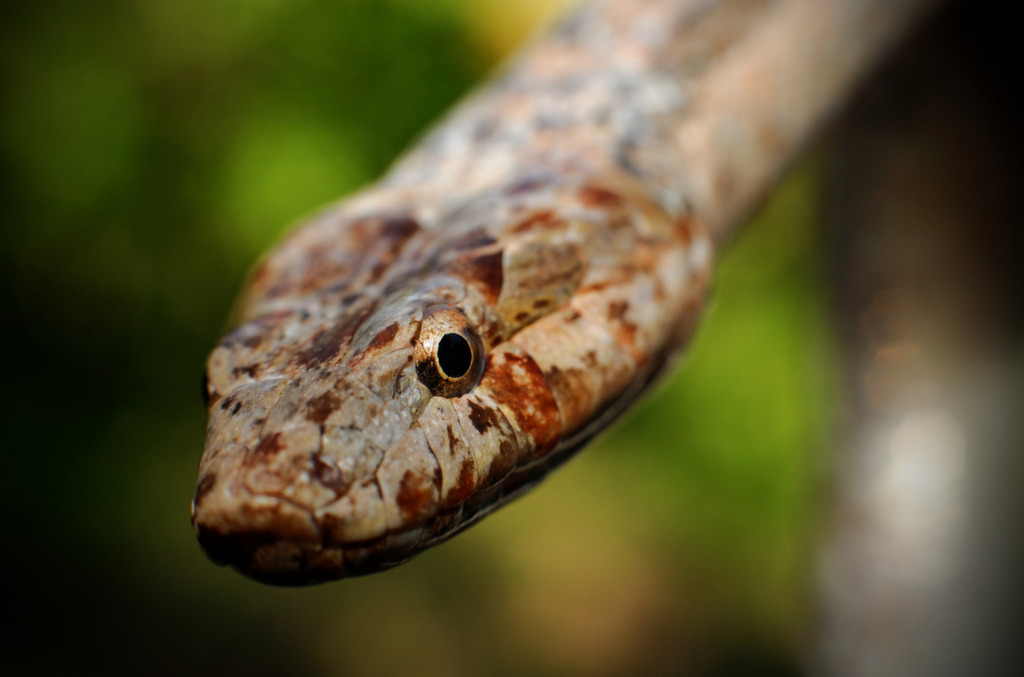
437,333,473,378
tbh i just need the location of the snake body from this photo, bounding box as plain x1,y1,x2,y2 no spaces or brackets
191,0,929,584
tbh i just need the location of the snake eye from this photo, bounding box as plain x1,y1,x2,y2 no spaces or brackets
415,305,485,398
437,333,472,378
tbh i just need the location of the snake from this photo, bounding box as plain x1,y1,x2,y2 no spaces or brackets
191,0,933,584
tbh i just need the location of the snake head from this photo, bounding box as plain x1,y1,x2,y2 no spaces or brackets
191,178,710,584
191,270,511,585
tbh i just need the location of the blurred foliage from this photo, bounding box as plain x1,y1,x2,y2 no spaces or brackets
0,1,839,675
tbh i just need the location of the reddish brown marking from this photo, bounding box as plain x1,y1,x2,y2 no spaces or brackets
368,322,400,351
193,472,217,507
483,439,518,484
540,364,593,434
510,209,562,234
296,328,346,368
295,248,351,296
450,229,497,251
545,365,568,392
603,310,641,354
264,246,340,300
317,512,343,538
600,300,642,355
312,454,350,494
446,425,459,456
269,214,420,299
366,216,421,281
450,250,504,303
253,432,284,459
294,301,376,368
621,321,639,345
378,215,421,240
396,470,434,520
577,281,611,293
515,311,530,322
565,310,582,322
578,185,623,208
453,459,476,504
608,300,629,320
415,354,443,394
499,439,516,463
482,351,560,455
532,298,552,309
675,214,695,245
466,398,501,434
305,391,340,425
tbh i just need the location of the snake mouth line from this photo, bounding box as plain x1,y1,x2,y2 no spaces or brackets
195,453,545,585
198,535,342,586
196,512,423,585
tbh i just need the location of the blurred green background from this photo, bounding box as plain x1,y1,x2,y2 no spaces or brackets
0,1,839,675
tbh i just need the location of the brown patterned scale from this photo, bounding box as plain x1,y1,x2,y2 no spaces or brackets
191,0,934,584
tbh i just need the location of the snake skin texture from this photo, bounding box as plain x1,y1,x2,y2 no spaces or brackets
191,0,934,584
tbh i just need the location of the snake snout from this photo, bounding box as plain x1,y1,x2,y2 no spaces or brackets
190,442,340,584
193,354,442,583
